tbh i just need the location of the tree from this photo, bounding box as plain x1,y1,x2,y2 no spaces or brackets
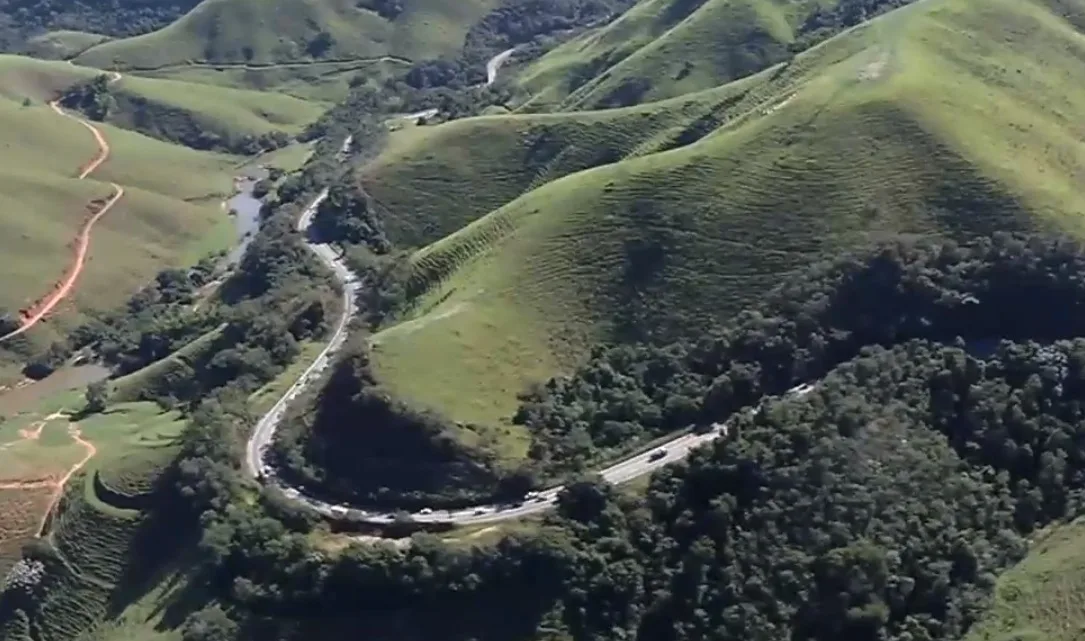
181,605,237,641
84,380,108,414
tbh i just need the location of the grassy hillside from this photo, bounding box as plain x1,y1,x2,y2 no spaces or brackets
368,0,1085,433
0,56,323,147
132,57,405,101
0,70,240,362
360,72,764,246
965,518,1085,641
73,0,502,71
512,0,920,111
24,31,112,60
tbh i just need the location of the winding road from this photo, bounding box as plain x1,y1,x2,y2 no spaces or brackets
0,78,125,344
245,152,818,527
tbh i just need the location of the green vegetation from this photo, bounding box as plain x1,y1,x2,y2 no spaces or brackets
965,519,1085,641
134,58,404,102
34,232,1085,641
60,70,324,153
514,0,914,110
23,30,111,60
72,0,502,69
368,0,1085,431
359,72,766,247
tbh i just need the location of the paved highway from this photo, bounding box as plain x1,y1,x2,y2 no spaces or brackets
244,143,818,529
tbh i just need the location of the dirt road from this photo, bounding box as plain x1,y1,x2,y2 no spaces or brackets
0,99,124,344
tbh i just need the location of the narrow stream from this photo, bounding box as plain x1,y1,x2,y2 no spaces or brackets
224,170,267,266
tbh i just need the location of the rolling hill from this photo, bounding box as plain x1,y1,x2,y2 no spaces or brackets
0,56,249,379
513,0,912,111
73,0,502,70
360,71,765,247
366,0,1085,435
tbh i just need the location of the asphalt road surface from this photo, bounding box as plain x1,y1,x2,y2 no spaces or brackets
244,140,818,529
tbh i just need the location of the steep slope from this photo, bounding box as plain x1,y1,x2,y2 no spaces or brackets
514,0,910,110
368,0,1085,429
360,72,763,246
0,66,239,370
0,56,323,148
73,0,501,70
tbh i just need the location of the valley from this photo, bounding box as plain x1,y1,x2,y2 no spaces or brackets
3,0,1085,640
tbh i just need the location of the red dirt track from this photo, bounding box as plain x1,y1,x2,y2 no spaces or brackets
0,101,124,344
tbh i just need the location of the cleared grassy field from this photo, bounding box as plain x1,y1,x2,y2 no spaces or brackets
0,398,184,581
0,56,324,143
24,31,113,60
516,0,829,110
0,61,252,361
370,0,1085,434
361,71,768,247
133,58,406,101
74,0,501,70
965,518,1085,641
107,73,326,136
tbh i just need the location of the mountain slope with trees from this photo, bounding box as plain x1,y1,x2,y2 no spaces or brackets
366,0,1085,431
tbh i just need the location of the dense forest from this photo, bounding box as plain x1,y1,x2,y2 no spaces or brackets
96,234,1085,641
270,342,507,508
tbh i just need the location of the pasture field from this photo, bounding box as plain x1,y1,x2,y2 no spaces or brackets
965,518,1085,641
73,0,501,69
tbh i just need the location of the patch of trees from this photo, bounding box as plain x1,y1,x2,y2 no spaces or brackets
165,339,1085,641
271,341,505,508
23,260,218,380
464,0,636,56
311,182,390,252
517,234,1085,477
794,0,918,51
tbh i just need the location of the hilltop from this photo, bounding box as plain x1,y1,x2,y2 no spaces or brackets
73,0,502,70
513,0,915,110
365,0,1085,433
360,73,762,247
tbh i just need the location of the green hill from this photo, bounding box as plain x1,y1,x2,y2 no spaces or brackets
367,0,1085,435
23,30,112,60
0,61,242,371
965,518,1085,641
514,0,912,111
361,72,763,247
73,0,502,70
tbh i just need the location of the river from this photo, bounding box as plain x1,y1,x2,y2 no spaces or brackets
224,171,267,266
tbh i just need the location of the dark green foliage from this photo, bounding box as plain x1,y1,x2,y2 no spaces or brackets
83,380,107,414
181,605,237,641
311,183,390,252
518,234,1085,477
794,0,918,51
271,342,503,508
59,74,115,121
76,229,1085,641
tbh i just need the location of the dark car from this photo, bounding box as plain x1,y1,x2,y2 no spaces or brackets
649,449,668,462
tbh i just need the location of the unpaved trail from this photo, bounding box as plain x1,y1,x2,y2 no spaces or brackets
50,99,112,179
36,423,96,536
0,99,124,344
17,411,67,441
